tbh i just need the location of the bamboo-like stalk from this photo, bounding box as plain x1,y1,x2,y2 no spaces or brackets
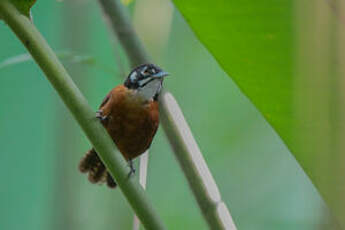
133,151,149,230
0,1,166,230
97,0,237,229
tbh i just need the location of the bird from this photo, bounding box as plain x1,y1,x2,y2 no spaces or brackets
79,63,169,188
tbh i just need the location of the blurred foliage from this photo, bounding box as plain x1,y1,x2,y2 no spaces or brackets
0,51,116,75
0,51,94,69
0,0,337,229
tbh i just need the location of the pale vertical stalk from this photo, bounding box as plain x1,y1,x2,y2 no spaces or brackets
325,0,345,25
334,0,345,227
295,0,331,214
96,0,237,229
295,0,332,181
132,151,149,230
294,0,343,228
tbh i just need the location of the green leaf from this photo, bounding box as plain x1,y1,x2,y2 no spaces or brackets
172,0,345,227
0,0,36,19
13,0,36,17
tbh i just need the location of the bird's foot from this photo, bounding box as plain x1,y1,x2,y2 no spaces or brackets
96,110,108,121
127,160,136,178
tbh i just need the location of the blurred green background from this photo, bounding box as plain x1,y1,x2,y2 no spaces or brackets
0,0,332,229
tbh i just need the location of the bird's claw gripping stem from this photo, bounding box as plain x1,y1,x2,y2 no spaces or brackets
96,110,108,121
128,160,136,178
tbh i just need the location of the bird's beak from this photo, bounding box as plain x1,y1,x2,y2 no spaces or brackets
152,71,169,78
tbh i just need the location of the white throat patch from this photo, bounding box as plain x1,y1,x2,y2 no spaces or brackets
137,79,162,101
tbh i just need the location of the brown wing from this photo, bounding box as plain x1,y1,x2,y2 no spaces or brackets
98,90,114,126
99,85,126,112
99,91,112,109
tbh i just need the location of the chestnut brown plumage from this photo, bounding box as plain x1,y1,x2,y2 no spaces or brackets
79,64,168,188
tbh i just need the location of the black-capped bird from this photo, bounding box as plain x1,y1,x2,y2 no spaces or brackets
79,64,168,188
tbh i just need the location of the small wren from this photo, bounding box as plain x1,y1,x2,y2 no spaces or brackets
79,64,168,188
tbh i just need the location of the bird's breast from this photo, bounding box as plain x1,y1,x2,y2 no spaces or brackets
104,87,159,160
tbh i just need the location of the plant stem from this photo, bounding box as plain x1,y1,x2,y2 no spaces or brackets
0,1,166,230
98,0,149,67
97,0,237,229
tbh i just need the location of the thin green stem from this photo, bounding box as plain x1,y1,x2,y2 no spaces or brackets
0,1,166,230
97,0,237,229
98,0,149,67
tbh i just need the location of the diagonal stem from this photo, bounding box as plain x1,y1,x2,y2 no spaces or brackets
0,1,166,230
97,0,237,229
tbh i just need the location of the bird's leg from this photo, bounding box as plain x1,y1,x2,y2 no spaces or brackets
96,110,108,122
128,159,136,178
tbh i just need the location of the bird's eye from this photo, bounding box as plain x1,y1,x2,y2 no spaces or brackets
141,67,150,76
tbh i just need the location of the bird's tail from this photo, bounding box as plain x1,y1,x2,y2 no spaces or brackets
79,148,117,188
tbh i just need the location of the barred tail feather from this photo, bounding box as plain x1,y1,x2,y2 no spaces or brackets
79,149,117,188
79,149,98,173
